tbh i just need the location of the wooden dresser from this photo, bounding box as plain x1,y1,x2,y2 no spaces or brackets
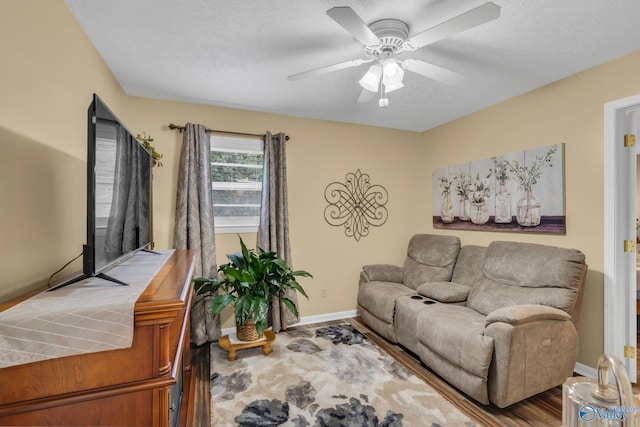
0,249,195,427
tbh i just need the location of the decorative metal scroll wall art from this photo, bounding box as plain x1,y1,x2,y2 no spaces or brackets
432,143,565,234
324,169,389,241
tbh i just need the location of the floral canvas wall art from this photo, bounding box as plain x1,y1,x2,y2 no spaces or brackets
432,144,565,234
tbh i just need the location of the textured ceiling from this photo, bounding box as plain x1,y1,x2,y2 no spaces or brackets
65,0,640,132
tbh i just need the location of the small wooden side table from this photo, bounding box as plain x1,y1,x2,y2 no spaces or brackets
219,330,275,362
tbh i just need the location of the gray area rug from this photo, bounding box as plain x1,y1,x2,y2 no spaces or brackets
210,324,476,426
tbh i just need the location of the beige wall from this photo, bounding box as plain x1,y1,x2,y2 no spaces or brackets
419,50,640,367
0,1,127,301
126,96,422,328
3,0,640,369
0,1,422,328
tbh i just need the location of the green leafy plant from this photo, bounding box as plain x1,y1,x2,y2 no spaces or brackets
136,132,163,167
193,236,312,337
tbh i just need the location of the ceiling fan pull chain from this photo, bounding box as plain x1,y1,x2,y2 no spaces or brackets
379,82,389,108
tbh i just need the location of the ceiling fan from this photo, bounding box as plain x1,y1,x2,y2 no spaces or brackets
288,3,501,107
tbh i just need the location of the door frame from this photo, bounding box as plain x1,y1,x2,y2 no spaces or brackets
604,93,640,380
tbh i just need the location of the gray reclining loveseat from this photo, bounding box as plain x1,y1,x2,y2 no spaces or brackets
358,234,587,408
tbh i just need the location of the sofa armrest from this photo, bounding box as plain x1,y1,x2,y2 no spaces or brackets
483,304,577,408
485,304,571,327
417,282,471,303
361,264,404,283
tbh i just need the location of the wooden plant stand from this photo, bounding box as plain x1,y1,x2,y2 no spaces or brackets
219,330,275,362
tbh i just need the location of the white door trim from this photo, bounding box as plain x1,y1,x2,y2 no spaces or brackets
604,93,640,380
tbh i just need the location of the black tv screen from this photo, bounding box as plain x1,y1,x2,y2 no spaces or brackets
90,95,151,271
50,94,152,290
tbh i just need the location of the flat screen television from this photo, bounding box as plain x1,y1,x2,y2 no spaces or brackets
49,94,153,290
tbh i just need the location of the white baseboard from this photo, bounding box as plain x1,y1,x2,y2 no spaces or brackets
291,310,358,327
574,362,597,379
220,310,358,337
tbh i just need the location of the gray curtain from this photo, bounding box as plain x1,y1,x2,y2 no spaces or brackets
105,125,147,256
173,123,220,345
258,131,298,331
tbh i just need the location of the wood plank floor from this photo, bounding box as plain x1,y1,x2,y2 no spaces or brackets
346,318,564,427
190,343,211,427
192,317,598,427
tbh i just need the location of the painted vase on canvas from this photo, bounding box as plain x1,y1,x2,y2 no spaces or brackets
494,183,512,224
516,190,541,226
459,198,471,221
470,202,490,225
440,191,454,223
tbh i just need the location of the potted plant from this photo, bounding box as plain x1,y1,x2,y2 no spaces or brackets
193,236,312,341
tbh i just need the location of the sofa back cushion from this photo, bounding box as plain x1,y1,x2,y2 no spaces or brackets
451,245,487,287
403,234,461,289
466,241,586,316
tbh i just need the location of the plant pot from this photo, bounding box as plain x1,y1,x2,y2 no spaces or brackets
236,318,262,342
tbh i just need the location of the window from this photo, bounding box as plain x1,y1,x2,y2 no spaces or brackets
210,135,264,233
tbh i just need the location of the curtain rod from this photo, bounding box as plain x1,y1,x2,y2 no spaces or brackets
167,123,289,141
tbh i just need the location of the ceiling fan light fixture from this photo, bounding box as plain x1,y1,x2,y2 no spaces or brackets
382,58,401,77
359,63,382,92
382,62,404,92
384,81,404,93
291,4,501,109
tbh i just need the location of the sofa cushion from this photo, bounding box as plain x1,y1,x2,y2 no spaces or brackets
483,241,585,289
467,241,586,316
417,304,494,379
358,281,415,323
403,234,461,289
416,282,471,303
395,295,435,354
451,245,487,287
359,305,398,343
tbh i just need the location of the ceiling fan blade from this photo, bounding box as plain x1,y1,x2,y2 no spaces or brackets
357,89,376,103
326,6,380,46
404,2,500,51
288,58,372,81
402,59,464,86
